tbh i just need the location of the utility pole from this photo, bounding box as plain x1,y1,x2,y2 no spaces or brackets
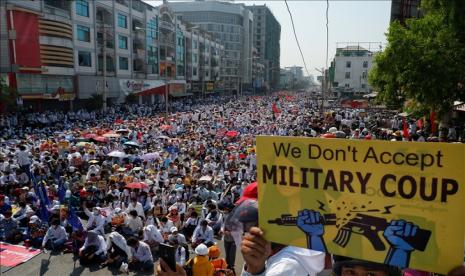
165,78,169,120
102,26,107,111
321,67,325,115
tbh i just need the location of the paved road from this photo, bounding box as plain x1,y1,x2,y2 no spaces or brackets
3,239,244,276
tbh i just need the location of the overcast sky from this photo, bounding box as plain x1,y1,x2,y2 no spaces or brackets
143,0,392,76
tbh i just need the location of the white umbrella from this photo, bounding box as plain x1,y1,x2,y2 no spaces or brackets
107,151,126,158
124,141,140,147
116,128,130,133
141,152,160,161
199,176,213,182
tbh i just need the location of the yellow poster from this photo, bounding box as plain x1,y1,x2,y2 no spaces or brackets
257,136,465,274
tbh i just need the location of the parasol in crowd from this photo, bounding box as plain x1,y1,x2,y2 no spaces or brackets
116,128,130,133
102,132,121,138
107,151,126,158
226,130,239,138
141,152,160,161
160,125,172,131
92,136,109,143
124,141,140,147
83,133,98,139
125,182,149,190
322,133,336,139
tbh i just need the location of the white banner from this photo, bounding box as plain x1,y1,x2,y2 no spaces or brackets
119,79,165,95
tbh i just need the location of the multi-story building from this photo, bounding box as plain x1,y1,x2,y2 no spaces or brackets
329,45,376,96
390,0,422,23
246,4,281,90
0,0,224,110
168,0,254,94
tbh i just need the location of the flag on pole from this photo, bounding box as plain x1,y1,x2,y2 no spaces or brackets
67,206,84,232
30,175,50,222
272,103,280,114
56,171,66,204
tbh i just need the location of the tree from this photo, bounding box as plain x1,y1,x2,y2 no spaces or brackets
369,1,465,118
87,94,104,111
0,78,19,112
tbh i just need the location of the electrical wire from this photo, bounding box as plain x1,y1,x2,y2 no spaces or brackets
325,0,329,70
284,0,310,77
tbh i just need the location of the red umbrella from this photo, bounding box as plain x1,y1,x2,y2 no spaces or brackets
226,130,239,138
92,136,109,143
84,133,98,139
322,133,336,139
126,182,149,190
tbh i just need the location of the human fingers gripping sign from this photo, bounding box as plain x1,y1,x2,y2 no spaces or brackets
241,227,271,274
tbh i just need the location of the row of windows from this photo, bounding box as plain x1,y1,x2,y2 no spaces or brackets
76,0,145,18
345,60,369,68
78,51,131,71
77,25,130,51
344,71,368,79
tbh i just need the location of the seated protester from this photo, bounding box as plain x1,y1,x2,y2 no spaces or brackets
111,208,126,231
12,201,33,227
105,231,131,270
79,230,107,265
125,210,143,236
85,206,105,235
166,206,182,229
127,237,153,272
145,207,160,227
183,211,200,240
25,215,47,248
205,206,223,235
42,219,68,251
169,236,187,266
185,243,214,276
142,224,164,251
168,227,187,245
0,194,12,215
0,210,21,244
125,197,145,220
192,220,215,248
208,245,229,276
159,216,174,240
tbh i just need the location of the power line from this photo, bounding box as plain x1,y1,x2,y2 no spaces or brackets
325,0,329,70
284,0,310,77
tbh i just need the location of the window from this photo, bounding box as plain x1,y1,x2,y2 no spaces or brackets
98,55,115,72
193,67,197,76
78,51,91,67
345,83,350,88
97,32,114,48
118,14,127,28
77,25,90,42
363,61,368,68
193,41,198,49
361,84,366,89
119,57,129,70
118,35,128,49
193,54,198,63
346,61,351,68
362,71,367,79
76,0,89,17
345,72,350,79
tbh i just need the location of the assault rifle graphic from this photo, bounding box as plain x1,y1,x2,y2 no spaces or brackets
269,213,431,251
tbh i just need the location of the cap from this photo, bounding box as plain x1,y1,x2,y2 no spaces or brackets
29,215,39,224
170,226,178,233
195,243,209,256
235,182,257,205
208,245,221,258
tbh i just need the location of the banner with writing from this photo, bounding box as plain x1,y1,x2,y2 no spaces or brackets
257,136,465,274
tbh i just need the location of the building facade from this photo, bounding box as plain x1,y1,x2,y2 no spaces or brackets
330,46,375,96
168,1,254,94
390,0,422,23
0,0,224,111
246,4,281,90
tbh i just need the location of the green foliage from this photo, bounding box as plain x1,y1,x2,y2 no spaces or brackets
369,7,465,117
0,78,19,112
87,93,104,111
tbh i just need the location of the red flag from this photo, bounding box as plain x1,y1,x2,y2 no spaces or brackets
402,118,409,138
416,118,423,130
430,112,437,134
272,103,280,114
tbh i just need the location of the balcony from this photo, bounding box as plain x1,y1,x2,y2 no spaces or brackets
159,20,175,32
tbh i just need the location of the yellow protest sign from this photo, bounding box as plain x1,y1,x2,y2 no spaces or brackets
257,136,465,274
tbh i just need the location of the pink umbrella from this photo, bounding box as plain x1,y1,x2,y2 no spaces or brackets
160,125,173,131
92,136,109,143
83,133,98,139
126,182,149,190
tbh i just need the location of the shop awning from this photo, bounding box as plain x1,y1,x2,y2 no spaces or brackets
135,85,167,96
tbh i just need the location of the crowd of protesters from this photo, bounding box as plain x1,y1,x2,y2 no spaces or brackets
1,92,464,276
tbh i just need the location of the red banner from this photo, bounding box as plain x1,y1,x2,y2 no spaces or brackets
0,242,41,268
